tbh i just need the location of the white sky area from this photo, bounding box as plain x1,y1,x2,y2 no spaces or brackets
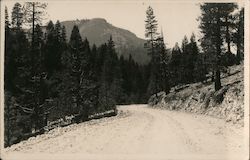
3,0,244,48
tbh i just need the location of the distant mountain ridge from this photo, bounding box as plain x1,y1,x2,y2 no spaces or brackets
61,18,150,64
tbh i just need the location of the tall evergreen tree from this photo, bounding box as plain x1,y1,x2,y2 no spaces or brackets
32,24,45,87
4,6,13,147
186,33,198,82
181,35,189,53
156,33,170,94
145,6,161,96
5,6,10,31
21,5,49,128
23,2,47,71
27,24,48,132
221,4,238,54
98,36,117,110
61,25,67,44
44,21,56,75
80,38,98,119
189,33,206,82
145,6,159,57
199,3,237,91
69,25,84,118
169,42,182,86
233,8,244,64
4,6,12,90
11,3,24,30
54,20,63,70
68,26,96,121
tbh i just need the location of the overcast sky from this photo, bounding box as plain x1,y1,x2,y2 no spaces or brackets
2,0,243,48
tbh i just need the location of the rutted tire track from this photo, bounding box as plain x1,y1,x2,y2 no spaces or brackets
151,108,202,152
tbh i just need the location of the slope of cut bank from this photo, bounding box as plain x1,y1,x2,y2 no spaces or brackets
149,64,244,126
3,105,245,160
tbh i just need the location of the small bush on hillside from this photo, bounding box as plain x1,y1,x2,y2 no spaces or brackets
148,91,166,106
199,92,206,102
212,86,229,104
202,90,215,109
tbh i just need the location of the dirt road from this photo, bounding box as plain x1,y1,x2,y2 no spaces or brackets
3,105,246,160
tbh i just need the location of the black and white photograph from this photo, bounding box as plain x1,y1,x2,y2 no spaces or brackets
0,0,249,159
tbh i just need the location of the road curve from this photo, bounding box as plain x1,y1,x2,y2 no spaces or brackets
4,105,246,160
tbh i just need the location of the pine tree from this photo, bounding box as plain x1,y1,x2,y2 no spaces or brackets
22,5,48,129
5,4,46,143
199,3,237,91
186,33,198,82
180,35,192,83
156,33,170,94
11,3,24,30
44,21,63,74
4,6,12,90
189,33,206,82
28,24,47,132
68,26,96,121
55,20,62,40
69,25,84,118
33,24,44,76
98,36,117,111
60,25,68,71
219,4,238,66
4,6,13,147
57,25,72,116
233,8,244,64
54,20,63,69
222,4,238,54
145,6,160,96
61,25,67,44
181,35,189,53
80,38,98,119
145,6,159,58
7,5,30,93
169,42,182,86
23,2,47,72
5,6,10,31
44,21,54,74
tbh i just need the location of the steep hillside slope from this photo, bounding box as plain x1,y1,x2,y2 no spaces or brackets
61,18,149,64
149,64,244,126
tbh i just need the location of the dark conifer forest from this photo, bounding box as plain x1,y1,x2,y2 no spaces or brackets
4,2,244,147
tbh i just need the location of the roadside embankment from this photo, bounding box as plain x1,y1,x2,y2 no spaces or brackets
149,64,244,126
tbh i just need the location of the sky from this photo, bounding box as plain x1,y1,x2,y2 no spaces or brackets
2,0,243,48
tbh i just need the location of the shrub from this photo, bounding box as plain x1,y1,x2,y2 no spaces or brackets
212,86,229,104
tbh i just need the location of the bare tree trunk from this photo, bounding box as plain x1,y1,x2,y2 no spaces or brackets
211,70,215,82
236,30,241,64
6,100,10,147
31,2,35,74
215,68,221,91
215,15,222,91
150,31,158,97
225,16,231,53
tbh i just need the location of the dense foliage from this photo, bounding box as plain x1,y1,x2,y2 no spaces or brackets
144,4,244,93
199,3,244,90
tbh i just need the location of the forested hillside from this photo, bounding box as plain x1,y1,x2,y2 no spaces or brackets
147,3,244,125
143,4,244,98
4,2,150,147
